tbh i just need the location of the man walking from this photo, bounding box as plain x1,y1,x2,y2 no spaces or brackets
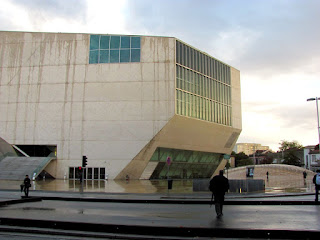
23,175,31,197
209,170,229,218
313,170,320,202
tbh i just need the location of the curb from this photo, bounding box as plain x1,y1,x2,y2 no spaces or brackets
39,196,320,205
0,197,41,207
0,217,319,239
1,196,319,205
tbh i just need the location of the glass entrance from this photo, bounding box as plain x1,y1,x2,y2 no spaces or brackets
69,167,106,180
149,147,223,179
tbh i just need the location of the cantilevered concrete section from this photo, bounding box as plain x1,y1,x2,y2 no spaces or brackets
0,31,241,180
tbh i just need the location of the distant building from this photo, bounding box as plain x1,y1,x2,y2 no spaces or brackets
234,143,269,156
304,145,320,171
250,149,273,165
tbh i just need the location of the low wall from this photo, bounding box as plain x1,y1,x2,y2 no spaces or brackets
193,179,265,193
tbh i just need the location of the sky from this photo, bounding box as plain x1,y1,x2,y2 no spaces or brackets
1,0,320,151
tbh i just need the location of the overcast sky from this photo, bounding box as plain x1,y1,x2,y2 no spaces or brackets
1,0,320,151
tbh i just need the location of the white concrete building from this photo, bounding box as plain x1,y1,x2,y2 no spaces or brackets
0,31,241,180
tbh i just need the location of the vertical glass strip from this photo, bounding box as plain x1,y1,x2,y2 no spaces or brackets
206,99,209,121
179,91,182,116
191,49,194,70
176,41,180,64
180,43,183,65
176,90,178,114
176,67,179,89
214,60,217,80
185,93,188,117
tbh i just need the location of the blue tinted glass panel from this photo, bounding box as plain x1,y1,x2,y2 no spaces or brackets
100,50,109,63
100,36,110,49
89,35,140,64
120,49,130,62
131,37,140,48
121,36,130,48
89,50,99,64
90,35,100,50
110,50,119,63
110,36,120,49
131,49,140,62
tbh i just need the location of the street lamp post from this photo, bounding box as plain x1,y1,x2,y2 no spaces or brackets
307,97,320,147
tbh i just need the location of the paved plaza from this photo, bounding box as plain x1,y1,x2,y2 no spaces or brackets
0,178,320,239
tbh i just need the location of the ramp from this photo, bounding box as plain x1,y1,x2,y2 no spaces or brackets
0,156,56,180
140,162,158,179
0,137,17,161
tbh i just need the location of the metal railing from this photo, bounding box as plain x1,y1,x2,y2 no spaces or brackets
32,153,56,180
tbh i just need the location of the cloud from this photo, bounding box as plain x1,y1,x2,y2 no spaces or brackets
124,0,228,49
243,101,315,129
0,0,128,34
228,1,320,76
12,0,87,20
124,0,320,77
240,99,319,151
86,0,127,35
0,0,87,32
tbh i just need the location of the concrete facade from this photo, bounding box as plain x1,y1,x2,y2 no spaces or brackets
0,31,241,180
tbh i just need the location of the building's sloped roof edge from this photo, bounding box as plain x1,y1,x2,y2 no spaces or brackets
0,30,174,39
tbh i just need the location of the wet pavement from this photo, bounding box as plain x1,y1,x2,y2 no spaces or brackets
0,176,316,194
0,178,320,239
1,198,320,231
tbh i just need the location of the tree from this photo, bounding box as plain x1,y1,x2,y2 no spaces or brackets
234,152,251,167
237,158,253,167
282,151,302,166
234,152,249,161
279,140,303,152
260,152,274,164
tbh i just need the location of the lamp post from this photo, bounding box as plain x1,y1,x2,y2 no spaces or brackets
307,97,320,147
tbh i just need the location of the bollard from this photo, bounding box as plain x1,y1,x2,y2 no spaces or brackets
168,179,173,190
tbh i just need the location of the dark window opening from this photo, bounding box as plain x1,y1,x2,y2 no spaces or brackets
15,145,56,157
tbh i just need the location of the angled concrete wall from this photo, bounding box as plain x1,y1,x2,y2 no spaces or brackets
0,137,17,160
0,31,176,179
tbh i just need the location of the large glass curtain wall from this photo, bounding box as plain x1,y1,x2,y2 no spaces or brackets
150,148,222,179
176,41,232,126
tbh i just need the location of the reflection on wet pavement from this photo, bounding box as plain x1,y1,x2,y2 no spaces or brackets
0,179,194,193
0,174,316,194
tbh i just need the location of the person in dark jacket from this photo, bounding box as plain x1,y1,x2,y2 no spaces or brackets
209,170,229,218
23,175,31,197
312,170,320,202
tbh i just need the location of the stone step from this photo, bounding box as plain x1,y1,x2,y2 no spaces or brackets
0,156,54,180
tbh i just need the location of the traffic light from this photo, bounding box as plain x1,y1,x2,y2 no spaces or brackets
78,166,83,182
82,155,88,167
